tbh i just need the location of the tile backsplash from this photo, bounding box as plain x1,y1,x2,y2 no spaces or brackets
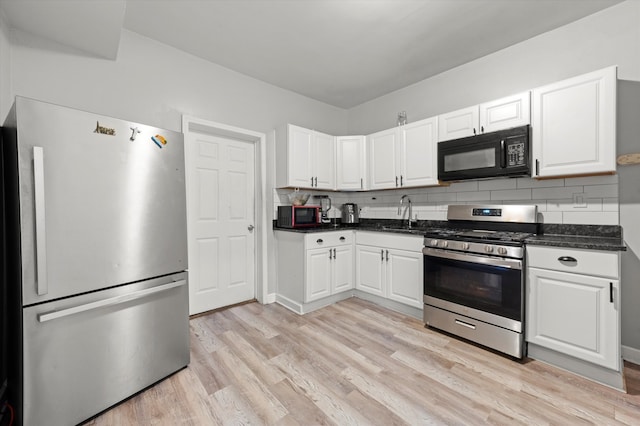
274,175,619,225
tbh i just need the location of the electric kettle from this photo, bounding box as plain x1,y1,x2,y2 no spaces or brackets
341,203,360,224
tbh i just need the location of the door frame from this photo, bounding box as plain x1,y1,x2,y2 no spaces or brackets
182,115,268,305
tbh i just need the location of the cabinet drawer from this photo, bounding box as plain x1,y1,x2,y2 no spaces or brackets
305,231,353,247
526,246,619,279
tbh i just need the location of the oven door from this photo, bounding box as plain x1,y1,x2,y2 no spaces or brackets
422,247,523,324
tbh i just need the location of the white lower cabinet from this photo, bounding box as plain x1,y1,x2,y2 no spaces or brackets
355,232,423,309
276,230,354,312
526,246,620,371
355,245,385,297
276,230,423,314
305,242,353,302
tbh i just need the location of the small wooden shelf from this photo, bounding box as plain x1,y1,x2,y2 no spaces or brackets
617,153,640,165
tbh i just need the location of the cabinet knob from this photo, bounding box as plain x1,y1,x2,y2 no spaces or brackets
558,256,577,263
339,236,346,241
317,238,323,244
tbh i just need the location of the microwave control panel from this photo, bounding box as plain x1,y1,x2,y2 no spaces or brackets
506,141,526,167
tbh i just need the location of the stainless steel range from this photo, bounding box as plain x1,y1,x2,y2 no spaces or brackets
422,204,538,358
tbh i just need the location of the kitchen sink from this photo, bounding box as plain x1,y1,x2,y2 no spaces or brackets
380,226,422,234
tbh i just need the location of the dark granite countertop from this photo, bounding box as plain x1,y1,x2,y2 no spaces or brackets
273,219,438,236
273,220,627,251
524,224,626,251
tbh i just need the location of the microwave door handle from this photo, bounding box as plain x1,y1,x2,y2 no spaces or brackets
500,139,506,168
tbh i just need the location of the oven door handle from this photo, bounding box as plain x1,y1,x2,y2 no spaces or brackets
422,247,522,270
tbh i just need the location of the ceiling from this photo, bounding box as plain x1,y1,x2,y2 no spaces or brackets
0,0,623,108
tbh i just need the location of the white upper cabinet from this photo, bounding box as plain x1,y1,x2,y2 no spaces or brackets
438,92,530,142
313,130,336,190
438,105,479,141
285,125,314,188
368,127,400,190
368,116,439,190
480,92,531,133
336,135,367,190
276,124,336,190
531,66,617,178
400,117,439,187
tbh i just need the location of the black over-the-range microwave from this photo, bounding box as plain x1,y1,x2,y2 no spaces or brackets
437,125,530,181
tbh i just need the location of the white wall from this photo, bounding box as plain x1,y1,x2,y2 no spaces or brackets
5,27,349,301
344,0,640,355
0,9,11,120
347,1,640,135
618,80,640,359
4,1,640,354
8,29,348,135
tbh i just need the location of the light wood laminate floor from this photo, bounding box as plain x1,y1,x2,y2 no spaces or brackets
86,297,640,425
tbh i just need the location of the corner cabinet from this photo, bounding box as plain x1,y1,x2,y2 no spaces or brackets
526,246,621,372
531,66,617,178
368,117,439,190
306,234,354,302
276,124,336,190
438,92,530,142
336,135,367,190
275,230,354,314
355,232,423,309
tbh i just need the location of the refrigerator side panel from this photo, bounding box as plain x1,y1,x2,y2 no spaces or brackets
1,118,24,424
16,98,188,305
22,273,189,426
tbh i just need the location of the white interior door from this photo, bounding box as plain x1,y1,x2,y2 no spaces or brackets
186,132,256,315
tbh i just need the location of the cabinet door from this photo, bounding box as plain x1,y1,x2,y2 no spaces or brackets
438,106,479,142
480,92,530,133
527,267,619,370
531,66,616,178
336,136,366,190
287,125,313,187
399,117,438,187
368,128,399,190
312,131,336,190
355,245,385,296
386,249,423,309
305,248,332,302
332,245,354,294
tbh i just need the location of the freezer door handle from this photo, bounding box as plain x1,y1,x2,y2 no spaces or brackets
33,146,48,296
38,280,186,322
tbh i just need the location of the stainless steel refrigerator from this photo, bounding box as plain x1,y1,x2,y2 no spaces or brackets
1,97,190,425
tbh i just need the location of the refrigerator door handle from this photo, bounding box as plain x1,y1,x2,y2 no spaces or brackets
33,146,48,296
38,280,186,322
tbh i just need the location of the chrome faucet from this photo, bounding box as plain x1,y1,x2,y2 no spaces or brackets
398,195,413,229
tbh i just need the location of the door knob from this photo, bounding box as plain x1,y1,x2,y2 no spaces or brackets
248,224,255,232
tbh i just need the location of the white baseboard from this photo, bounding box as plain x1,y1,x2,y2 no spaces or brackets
264,292,277,304
622,345,640,365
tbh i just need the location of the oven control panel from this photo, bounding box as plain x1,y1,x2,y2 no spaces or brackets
472,208,502,217
424,238,524,259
